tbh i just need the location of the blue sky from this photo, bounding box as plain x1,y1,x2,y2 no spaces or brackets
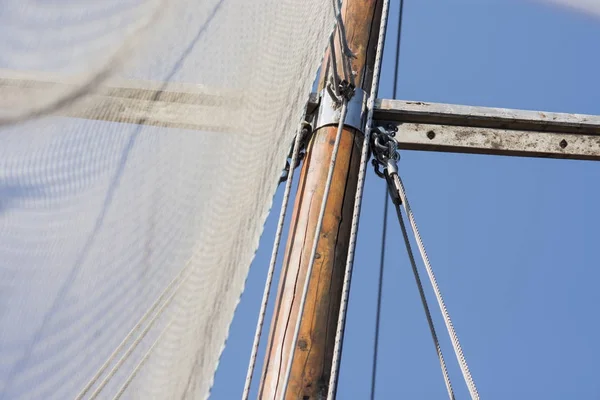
212,0,600,398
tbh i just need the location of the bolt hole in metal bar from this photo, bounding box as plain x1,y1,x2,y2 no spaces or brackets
373,99,600,161
382,122,600,161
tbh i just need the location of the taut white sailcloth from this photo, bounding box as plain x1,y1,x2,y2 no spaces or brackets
0,0,336,398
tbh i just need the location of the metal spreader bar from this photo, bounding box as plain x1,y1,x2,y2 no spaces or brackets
374,99,600,161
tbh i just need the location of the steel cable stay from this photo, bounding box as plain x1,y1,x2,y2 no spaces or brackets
246,0,472,397
371,126,479,399
368,0,404,398
387,171,455,400
370,188,388,400
391,196,456,399
391,171,480,399
371,128,456,399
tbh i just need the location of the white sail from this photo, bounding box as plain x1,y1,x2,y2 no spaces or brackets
543,0,600,16
0,0,336,398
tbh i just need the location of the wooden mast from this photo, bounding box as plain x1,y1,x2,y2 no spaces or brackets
258,1,384,398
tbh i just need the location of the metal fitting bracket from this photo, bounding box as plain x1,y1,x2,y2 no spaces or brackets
371,124,400,166
313,87,367,132
279,122,312,185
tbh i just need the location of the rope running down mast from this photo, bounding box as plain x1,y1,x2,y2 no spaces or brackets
326,0,391,397
279,99,349,398
242,126,307,400
244,2,351,396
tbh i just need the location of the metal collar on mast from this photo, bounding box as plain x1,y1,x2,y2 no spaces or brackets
313,84,367,132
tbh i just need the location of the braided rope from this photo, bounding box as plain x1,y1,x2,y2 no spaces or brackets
392,172,480,399
325,0,391,397
391,194,455,399
241,127,306,400
279,100,349,399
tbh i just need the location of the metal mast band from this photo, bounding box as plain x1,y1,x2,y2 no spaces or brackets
314,87,367,132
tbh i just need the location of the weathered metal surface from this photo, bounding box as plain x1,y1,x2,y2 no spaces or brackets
384,122,600,161
375,99,600,135
314,88,367,131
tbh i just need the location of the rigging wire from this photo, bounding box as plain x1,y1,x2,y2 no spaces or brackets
370,190,388,400
369,1,404,398
373,0,453,397
279,100,349,399
256,2,354,395
242,126,307,400
391,172,480,399
325,0,391,397
392,0,405,100
391,191,455,399
275,1,358,395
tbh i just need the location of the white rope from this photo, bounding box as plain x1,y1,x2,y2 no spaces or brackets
391,195,455,400
279,100,348,399
241,128,306,400
87,267,195,399
391,172,480,400
76,265,191,399
111,320,174,400
326,0,391,397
